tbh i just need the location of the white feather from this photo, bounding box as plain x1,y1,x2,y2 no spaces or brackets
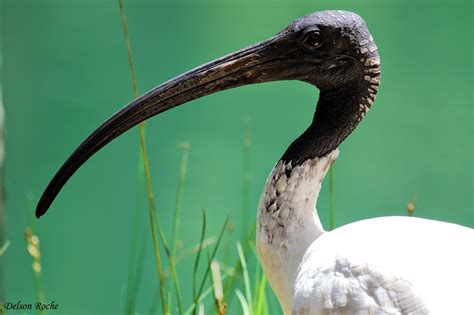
293,216,473,315
256,150,474,315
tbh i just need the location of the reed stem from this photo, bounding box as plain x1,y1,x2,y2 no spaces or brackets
117,0,167,312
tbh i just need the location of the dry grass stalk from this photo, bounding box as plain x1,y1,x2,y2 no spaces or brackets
211,261,227,315
24,227,45,310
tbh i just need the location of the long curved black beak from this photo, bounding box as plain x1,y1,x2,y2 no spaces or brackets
36,35,293,218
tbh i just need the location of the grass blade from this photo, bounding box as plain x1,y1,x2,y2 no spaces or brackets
164,142,190,315
252,253,260,312
192,216,229,315
193,209,207,301
223,222,256,302
150,207,183,315
0,240,10,256
167,253,183,314
237,242,252,309
255,273,267,315
124,152,148,315
125,227,148,315
262,289,269,315
235,289,250,315
151,142,191,315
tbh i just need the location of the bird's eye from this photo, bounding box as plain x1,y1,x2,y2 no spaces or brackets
302,31,323,49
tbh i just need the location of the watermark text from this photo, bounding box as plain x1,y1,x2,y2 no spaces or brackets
2,301,59,311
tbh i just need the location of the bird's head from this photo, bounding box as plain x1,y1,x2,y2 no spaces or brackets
36,10,380,217
278,11,380,89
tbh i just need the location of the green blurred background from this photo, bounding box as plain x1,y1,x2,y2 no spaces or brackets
1,0,472,314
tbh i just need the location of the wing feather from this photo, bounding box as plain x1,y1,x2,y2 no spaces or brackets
293,255,428,315
291,216,474,315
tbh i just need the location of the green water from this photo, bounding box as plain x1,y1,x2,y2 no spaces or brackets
2,0,472,314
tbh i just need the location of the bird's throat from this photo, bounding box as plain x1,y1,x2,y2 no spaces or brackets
256,149,339,314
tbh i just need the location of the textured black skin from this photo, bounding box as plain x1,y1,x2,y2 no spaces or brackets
36,10,380,217
280,11,381,163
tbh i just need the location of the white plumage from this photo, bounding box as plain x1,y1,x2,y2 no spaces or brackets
256,149,474,315
294,217,473,315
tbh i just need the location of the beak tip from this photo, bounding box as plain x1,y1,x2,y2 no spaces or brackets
35,198,49,219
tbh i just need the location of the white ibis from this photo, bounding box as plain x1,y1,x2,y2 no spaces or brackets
37,10,473,315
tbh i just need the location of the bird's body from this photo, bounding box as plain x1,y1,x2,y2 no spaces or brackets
257,149,474,314
35,10,473,315
294,216,473,315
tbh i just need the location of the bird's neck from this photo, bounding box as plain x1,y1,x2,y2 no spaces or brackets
256,64,380,313
282,59,380,165
256,149,339,314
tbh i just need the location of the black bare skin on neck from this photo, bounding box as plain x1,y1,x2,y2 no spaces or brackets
281,78,373,164
279,12,381,165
